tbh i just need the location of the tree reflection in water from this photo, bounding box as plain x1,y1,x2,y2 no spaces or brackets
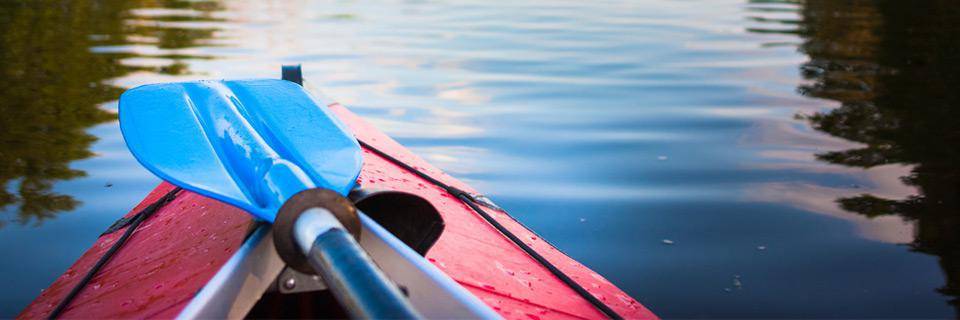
751,0,959,314
0,0,221,227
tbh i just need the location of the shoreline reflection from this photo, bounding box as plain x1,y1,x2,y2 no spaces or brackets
750,0,960,313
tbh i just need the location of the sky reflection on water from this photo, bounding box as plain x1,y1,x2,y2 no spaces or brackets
0,0,956,317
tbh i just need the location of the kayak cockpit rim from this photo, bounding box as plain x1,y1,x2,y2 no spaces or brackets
176,210,499,319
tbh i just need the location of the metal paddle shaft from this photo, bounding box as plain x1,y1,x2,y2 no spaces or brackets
119,79,420,318
295,208,418,319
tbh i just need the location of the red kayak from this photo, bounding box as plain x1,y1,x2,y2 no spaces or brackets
19,77,657,319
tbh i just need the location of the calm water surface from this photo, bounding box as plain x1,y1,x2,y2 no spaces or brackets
1,0,957,318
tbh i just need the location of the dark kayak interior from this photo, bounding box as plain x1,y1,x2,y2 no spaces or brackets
248,189,443,319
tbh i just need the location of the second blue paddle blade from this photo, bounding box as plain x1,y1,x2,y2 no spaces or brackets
119,79,363,222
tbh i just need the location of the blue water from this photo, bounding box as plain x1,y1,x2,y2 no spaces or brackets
1,0,956,317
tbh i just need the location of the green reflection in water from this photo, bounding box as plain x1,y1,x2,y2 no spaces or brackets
750,0,959,314
0,0,222,227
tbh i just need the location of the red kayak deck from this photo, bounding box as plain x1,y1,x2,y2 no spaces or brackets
20,103,657,319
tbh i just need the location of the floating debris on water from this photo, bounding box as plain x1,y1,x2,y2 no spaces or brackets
723,288,732,293
757,245,766,251
657,155,668,161
733,275,742,289
579,218,587,223
104,183,113,188
662,239,674,245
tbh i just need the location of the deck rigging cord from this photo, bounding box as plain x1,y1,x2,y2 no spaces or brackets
47,187,182,319
355,139,625,320
45,143,624,320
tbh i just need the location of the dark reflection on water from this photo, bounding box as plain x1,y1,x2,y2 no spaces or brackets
0,0,221,226
0,0,122,226
0,0,223,313
751,0,960,314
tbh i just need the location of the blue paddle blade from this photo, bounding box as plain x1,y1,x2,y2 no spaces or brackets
119,79,363,222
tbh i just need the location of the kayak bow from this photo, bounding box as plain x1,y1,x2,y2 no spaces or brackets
19,66,658,320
